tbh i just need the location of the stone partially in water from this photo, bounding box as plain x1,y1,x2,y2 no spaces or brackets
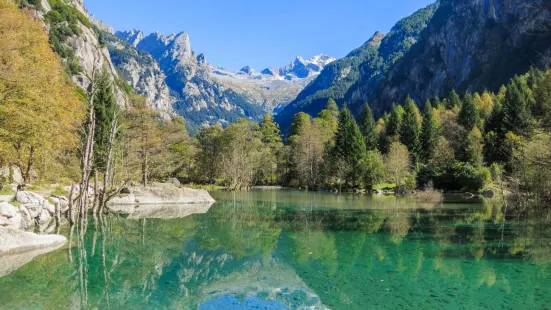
0,226,66,255
107,183,215,206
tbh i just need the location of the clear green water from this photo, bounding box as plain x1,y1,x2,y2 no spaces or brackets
1,190,550,309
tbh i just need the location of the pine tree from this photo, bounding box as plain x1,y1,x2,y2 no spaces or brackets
534,71,551,129
386,104,404,138
502,79,534,137
332,105,367,187
359,103,378,151
448,90,462,109
399,97,421,165
93,71,120,171
326,98,339,118
260,114,282,145
432,97,442,109
458,93,479,130
420,101,439,161
289,112,311,138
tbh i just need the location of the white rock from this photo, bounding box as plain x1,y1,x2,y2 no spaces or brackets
107,183,215,206
0,202,17,219
0,226,67,255
16,191,44,205
18,208,32,230
42,201,56,216
23,203,42,219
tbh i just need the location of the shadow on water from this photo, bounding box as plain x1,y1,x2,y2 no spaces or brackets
0,190,550,309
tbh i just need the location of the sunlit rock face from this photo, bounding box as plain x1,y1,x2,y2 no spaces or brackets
116,29,334,131
369,0,551,113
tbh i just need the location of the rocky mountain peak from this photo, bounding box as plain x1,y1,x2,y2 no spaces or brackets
239,66,254,74
116,29,144,47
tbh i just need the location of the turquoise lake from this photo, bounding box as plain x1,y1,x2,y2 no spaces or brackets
0,190,550,309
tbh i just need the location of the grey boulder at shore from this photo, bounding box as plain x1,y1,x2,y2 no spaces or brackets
107,183,215,206
0,226,67,277
0,226,67,255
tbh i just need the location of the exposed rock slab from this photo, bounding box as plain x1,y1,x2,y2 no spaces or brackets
110,202,213,219
107,183,215,206
0,242,65,278
0,226,66,255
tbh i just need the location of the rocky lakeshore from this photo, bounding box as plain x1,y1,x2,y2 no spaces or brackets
0,182,215,276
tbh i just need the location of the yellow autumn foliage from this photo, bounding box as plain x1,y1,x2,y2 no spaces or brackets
0,0,84,182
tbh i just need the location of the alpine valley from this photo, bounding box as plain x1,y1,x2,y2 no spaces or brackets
13,0,551,134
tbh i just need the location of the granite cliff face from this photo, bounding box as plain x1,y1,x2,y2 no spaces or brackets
104,32,175,115
369,0,551,113
117,30,334,131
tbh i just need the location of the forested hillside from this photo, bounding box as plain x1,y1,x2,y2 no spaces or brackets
275,2,439,133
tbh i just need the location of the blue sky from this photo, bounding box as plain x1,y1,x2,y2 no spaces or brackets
86,0,435,71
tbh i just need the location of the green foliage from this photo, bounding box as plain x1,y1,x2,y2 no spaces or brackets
448,90,462,109
420,101,440,161
458,93,480,130
93,72,120,171
363,150,385,190
399,97,421,165
359,103,378,151
418,161,490,192
289,112,311,138
331,106,367,187
502,77,535,137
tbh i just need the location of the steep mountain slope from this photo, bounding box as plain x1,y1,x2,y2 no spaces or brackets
104,32,175,115
370,0,551,112
275,2,439,132
117,30,334,131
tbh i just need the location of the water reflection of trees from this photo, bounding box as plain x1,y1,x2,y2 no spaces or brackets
1,196,551,309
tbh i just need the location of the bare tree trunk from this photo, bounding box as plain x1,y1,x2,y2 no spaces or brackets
142,152,148,187
54,199,61,229
98,113,118,214
68,184,76,226
92,170,98,215
78,81,97,225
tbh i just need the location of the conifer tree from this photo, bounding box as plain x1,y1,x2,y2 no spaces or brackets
432,97,441,108
399,97,421,165
448,90,462,109
420,101,439,161
359,103,378,151
332,105,366,187
386,104,404,138
289,112,311,138
260,114,282,145
502,79,534,137
458,93,479,130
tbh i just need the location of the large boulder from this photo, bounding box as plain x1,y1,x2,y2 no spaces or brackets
0,226,66,255
0,203,22,229
0,202,17,219
108,183,215,206
0,227,66,277
110,202,213,220
16,191,44,205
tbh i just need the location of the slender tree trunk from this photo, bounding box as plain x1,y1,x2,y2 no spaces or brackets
68,184,76,226
142,151,148,187
23,146,34,184
92,170,98,215
78,92,96,224
99,114,118,214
